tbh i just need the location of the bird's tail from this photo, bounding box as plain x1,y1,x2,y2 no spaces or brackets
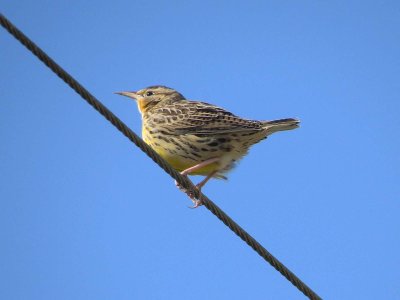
262,118,300,135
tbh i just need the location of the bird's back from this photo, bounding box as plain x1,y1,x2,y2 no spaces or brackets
140,99,298,177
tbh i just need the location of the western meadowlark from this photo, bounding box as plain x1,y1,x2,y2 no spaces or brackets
116,86,299,207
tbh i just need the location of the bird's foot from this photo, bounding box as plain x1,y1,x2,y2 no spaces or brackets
188,198,203,209
175,179,187,193
187,183,205,208
174,176,203,209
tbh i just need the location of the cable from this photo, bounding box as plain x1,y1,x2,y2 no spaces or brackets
0,14,322,300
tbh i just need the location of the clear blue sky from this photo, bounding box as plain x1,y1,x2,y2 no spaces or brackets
1,1,399,299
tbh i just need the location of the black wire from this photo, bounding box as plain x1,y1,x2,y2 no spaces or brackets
0,14,322,300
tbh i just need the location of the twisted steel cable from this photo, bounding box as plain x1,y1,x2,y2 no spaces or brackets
1,14,322,300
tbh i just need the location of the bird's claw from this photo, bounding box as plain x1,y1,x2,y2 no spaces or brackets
175,178,203,208
175,179,188,193
188,198,203,209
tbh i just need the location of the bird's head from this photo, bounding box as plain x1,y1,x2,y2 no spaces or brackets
115,86,185,115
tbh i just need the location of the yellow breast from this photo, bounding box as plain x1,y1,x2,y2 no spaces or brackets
142,126,221,175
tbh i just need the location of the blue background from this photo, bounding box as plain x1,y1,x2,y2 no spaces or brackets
1,1,399,299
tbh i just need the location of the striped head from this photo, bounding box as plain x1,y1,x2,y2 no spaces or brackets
115,86,185,115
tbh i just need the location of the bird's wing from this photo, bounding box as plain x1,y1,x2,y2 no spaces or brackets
150,101,263,136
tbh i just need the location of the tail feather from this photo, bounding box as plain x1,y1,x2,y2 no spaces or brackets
262,118,300,135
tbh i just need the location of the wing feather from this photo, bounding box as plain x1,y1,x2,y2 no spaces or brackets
148,101,263,136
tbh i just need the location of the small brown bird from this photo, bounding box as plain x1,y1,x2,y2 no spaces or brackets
116,86,299,207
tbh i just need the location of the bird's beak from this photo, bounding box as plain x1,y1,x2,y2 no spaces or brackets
114,91,138,100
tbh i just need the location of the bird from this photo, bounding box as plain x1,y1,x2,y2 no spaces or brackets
116,86,299,207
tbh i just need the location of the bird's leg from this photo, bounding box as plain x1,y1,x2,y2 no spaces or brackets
188,170,218,208
180,157,220,176
196,170,217,190
174,157,220,208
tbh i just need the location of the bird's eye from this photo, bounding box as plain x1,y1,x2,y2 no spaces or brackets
145,91,154,96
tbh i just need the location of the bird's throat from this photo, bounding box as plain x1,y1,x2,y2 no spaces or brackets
136,99,148,114
136,99,158,115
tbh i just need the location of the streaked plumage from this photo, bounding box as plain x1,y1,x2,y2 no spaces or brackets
116,86,299,206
